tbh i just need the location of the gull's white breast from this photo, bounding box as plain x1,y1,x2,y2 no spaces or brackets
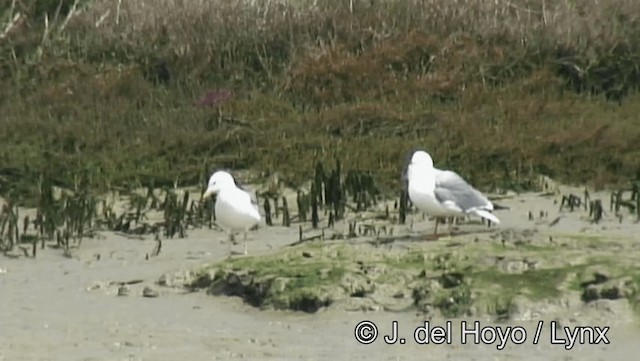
215,189,261,231
407,165,452,217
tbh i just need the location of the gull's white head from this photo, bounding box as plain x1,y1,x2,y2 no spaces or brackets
405,150,435,187
410,150,434,168
203,170,236,199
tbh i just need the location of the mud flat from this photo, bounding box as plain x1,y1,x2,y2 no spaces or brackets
2,180,640,360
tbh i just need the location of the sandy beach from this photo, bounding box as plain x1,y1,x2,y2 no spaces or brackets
2,180,640,361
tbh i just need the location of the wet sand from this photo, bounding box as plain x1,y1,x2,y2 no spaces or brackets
2,181,640,360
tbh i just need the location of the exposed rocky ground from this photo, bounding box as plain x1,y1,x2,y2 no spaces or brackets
179,179,640,326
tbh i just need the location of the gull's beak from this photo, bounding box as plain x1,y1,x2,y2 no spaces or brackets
202,188,215,199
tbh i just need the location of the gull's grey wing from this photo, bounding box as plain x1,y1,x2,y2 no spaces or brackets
433,169,492,211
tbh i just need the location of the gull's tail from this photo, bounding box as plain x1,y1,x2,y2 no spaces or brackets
470,209,500,224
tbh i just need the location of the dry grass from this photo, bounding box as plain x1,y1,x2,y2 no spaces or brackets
1,0,640,202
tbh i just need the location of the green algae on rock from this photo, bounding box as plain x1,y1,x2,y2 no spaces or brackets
188,232,640,320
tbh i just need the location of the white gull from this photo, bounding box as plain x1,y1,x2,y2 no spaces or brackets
406,150,500,237
202,170,261,255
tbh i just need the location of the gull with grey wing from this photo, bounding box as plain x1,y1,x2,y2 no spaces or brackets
406,150,500,237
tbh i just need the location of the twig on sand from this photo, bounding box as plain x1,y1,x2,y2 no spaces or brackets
113,231,145,240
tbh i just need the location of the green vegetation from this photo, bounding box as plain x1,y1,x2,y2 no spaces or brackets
2,0,640,202
474,266,578,301
193,242,350,312
189,235,640,318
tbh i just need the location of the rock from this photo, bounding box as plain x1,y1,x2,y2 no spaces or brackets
143,286,159,298
492,228,537,244
270,277,289,293
499,295,566,322
499,259,528,274
183,231,639,322
524,258,540,270
188,269,218,289
509,296,536,321
117,285,130,296
369,283,414,311
578,267,610,287
583,285,600,302
86,281,107,292
158,270,196,288
286,292,332,312
318,268,332,279
358,263,387,279
411,279,447,315
439,272,464,288
341,274,374,297
581,277,636,302
341,297,381,312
